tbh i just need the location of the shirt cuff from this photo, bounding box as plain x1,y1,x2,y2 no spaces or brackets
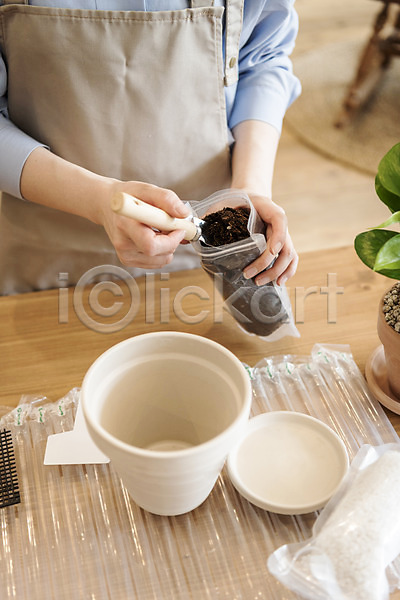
229,76,302,135
0,115,47,199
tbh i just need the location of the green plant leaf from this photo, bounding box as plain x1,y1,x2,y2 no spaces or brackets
374,234,400,275
372,268,400,279
354,229,398,269
373,211,400,229
375,143,400,212
375,175,400,213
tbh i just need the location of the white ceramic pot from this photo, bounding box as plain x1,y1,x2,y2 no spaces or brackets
81,331,252,516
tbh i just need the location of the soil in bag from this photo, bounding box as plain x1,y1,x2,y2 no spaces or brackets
201,206,251,246
200,206,288,337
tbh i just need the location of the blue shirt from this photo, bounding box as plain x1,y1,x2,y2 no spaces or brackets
0,0,301,198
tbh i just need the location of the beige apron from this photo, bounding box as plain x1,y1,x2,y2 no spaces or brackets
0,0,244,294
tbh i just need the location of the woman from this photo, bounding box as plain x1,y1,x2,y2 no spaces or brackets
0,0,301,294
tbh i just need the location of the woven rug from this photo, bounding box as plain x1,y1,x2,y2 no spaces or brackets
284,39,400,175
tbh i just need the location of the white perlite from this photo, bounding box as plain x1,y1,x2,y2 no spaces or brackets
314,450,400,600
268,447,400,600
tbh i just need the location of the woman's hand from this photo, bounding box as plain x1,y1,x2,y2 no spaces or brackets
230,120,298,286
20,147,190,270
101,181,190,269
242,194,298,286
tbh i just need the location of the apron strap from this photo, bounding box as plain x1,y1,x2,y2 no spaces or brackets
191,0,244,86
190,1,215,6
224,0,244,86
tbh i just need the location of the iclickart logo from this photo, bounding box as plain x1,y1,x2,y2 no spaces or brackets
57,266,344,334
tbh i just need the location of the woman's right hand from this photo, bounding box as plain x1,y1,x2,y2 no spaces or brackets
20,147,190,270
100,181,191,269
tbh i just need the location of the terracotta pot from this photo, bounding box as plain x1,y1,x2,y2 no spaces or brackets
377,289,400,399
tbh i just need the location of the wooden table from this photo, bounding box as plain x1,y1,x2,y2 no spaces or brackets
2,244,400,599
1,244,399,429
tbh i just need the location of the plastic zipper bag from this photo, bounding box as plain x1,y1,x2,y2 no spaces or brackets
268,443,400,600
191,189,299,340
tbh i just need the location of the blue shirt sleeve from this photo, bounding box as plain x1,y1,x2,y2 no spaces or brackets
0,55,47,198
228,0,301,135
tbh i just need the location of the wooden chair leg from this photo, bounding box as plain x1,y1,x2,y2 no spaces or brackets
380,7,400,60
334,2,390,128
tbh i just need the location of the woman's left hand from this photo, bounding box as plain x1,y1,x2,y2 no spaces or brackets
242,195,298,286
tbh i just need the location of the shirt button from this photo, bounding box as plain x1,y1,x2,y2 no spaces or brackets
229,56,237,69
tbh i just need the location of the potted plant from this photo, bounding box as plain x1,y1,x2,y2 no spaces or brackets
355,142,400,399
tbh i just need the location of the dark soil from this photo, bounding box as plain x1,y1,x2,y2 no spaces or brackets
201,206,250,246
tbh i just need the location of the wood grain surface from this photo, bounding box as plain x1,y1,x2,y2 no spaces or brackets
1,246,398,436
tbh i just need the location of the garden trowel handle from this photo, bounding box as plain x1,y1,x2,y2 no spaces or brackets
111,192,198,242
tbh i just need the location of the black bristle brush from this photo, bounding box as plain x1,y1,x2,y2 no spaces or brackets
0,429,21,508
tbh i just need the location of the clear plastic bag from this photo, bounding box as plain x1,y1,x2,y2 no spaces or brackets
191,189,299,341
1,347,400,600
268,443,400,600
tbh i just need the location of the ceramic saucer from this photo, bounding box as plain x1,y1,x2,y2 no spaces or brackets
227,411,349,515
365,345,400,415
